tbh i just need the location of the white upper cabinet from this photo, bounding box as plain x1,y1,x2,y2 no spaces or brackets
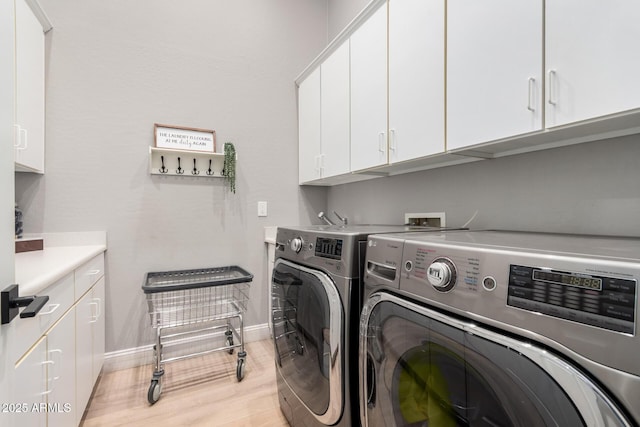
298,68,321,184
14,0,49,173
545,0,640,128
297,41,350,185
320,42,350,178
350,3,388,172
447,0,543,151
388,0,445,162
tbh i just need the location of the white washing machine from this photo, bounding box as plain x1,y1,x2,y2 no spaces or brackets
360,230,639,426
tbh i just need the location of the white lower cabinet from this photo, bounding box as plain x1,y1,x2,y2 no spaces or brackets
5,252,105,427
76,276,105,424
46,310,77,427
11,308,76,427
12,337,47,427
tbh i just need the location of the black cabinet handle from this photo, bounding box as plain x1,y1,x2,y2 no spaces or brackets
1,284,50,324
19,295,49,318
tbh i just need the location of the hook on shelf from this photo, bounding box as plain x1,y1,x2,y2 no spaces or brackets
176,157,184,175
192,158,199,175
159,156,168,173
206,159,214,176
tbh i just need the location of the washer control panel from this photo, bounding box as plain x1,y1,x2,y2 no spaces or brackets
426,258,457,292
508,265,636,334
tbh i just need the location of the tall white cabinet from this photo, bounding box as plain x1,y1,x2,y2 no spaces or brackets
388,0,445,163
447,0,543,150
349,4,388,172
297,68,321,184
320,42,350,178
13,0,50,173
298,42,351,184
545,0,640,128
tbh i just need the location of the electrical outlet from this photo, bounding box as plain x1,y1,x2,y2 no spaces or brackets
258,201,268,217
405,212,445,227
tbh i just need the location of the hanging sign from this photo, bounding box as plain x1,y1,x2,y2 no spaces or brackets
154,124,216,153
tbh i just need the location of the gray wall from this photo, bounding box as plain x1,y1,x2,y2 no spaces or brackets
15,0,329,353
328,136,640,237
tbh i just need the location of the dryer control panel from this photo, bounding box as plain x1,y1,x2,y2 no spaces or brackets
508,265,636,334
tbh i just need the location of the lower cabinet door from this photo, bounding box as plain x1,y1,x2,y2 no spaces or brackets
12,337,47,427
92,277,106,383
75,290,94,425
46,309,77,427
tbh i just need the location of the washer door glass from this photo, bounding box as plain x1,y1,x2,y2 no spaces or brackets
362,298,586,427
272,259,343,423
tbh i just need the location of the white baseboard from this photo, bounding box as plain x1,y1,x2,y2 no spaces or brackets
103,323,271,372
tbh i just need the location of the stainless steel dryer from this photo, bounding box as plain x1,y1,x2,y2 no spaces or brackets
360,230,639,426
272,225,449,427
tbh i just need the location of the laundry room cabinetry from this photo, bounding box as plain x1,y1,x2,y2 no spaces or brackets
349,3,387,172
13,0,51,173
545,0,640,128
446,0,543,151
450,0,640,155
298,41,351,185
11,307,76,427
8,240,107,427
75,276,106,425
388,0,445,163
297,68,321,184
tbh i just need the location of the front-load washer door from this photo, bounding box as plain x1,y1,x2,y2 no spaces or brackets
359,292,633,427
272,259,344,425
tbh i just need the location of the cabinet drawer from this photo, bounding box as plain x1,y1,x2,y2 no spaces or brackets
75,253,104,297
11,273,75,362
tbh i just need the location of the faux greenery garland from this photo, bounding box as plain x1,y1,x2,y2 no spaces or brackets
223,142,236,193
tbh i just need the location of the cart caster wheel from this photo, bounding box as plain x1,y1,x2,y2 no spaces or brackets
226,336,234,354
148,379,162,404
236,358,245,381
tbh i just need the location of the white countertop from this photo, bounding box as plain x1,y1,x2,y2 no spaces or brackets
15,232,107,295
264,226,277,244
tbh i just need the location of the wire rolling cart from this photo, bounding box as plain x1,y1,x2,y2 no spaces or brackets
142,265,253,404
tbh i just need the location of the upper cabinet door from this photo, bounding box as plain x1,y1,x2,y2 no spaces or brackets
14,0,46,173
350,4,388,172
447,0,543,151
546,0,640,128
321,41,350,178
388,0,445,163
298,67,321,184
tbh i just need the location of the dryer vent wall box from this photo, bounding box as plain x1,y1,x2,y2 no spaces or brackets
405,212,445,227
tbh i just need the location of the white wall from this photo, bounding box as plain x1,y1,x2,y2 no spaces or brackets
328,136,640,236
15,0,329,353
327,0,370,40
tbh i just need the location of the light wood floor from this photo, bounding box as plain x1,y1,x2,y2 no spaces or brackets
81,340,290,427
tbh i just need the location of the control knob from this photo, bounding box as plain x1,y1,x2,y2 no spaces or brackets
290,237,303,253
427,258,457,292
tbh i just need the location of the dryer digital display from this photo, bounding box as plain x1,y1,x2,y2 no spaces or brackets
315,237,343,260
508,265,636,334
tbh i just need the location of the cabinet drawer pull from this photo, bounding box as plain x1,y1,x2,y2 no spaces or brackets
38,303,60,316
389,129,397,151
90,300,101,323
378,132,386,153
548,69,557,105
527,77,536,112
41,360,55,395
48,349,63,380
87,269,101,276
